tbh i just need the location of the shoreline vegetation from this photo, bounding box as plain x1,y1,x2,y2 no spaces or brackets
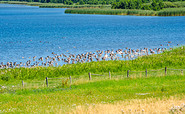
0,1,111,8
1,1,185,16
1,2,185,113
1,46,185,82
65,7,185,16
1,45,185,113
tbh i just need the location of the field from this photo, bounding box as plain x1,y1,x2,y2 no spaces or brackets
1,75,185,113
1,47,185,113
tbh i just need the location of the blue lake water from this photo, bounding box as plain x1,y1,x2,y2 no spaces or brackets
0,4,185,65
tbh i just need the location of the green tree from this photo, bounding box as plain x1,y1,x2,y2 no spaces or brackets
79,0,85,4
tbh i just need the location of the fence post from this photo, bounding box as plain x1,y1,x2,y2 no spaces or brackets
89,72,91,80
127,70,129,78
181,70,183,75
69,76,72,84
46,77,48,87
22,80,24,88
165,67,167,76
145,69,147,77
109,71,111,79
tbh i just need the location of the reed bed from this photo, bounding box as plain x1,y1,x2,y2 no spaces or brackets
65,8,156,16
65,7,185,16
158,7,185,16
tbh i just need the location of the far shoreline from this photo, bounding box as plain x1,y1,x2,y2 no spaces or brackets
1,1,185,16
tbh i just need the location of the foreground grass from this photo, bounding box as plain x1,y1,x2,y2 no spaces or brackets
1,75,185,113
71,97,185,113
65,7,185,16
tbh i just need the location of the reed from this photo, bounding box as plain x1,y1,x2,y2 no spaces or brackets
157,7,185,16
65,8,156,16
65,7,185,16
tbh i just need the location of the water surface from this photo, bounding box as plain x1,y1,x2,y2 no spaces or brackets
0,4,185,64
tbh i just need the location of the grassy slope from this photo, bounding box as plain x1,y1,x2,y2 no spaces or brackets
1,47,185,113
1,75,185,113
1,46,185,83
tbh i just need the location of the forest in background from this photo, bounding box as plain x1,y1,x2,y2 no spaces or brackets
1,0,185,11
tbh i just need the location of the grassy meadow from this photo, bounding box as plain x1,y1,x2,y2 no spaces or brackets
1,75,185,113
1,47,185,113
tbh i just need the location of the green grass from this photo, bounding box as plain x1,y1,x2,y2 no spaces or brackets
1,46,185,83
158,7,185,16
0,75,185,113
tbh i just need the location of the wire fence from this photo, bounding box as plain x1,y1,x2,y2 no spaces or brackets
1,67,185,92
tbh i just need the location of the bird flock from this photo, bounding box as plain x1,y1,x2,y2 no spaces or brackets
0,41,177,69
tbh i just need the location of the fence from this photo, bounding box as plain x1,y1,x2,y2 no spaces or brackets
1,67,185,91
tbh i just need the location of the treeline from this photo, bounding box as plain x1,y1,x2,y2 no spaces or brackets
112,0,165,11
0,0,184,7
0,0,116,5
112,0,185,11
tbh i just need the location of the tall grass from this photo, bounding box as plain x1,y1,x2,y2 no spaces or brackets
65,7,185,16
158,7,185,16
65,8,156,16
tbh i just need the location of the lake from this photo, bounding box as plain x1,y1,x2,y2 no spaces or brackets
0,4,185,66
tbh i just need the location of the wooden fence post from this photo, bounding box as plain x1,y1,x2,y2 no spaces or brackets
146,69,147,77
109,71,111,79
46,77,48,87
181,70,183,75
69,76,72,84
89,72,91,80
22,80,24,88
165,67,167,76
127,70,129,78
